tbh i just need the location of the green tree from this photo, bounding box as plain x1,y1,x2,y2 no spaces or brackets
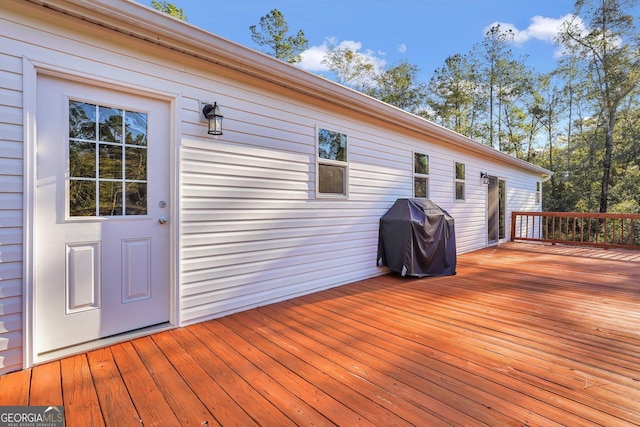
367,61,427,114
529,73,568,207
321,42,375,90
558,0,640,213
151,1,187,20
426,53,479,136
477,24,518,149
250,9,308,64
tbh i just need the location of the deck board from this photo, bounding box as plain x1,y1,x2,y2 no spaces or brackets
86,347,140,427
29,362,62,406
1,243,639,426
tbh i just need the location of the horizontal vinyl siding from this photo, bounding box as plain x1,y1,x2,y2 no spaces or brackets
177,80,546,323
179,131,386,323
0,49,24,375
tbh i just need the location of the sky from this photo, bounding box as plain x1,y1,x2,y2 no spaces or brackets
139,0,585,82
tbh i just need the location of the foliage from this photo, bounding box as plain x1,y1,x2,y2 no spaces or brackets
151,1,187,21
556,0,640,212
426,54,480,137
242,0,640,214
250,9,308,64
367,61,427,114
321,41,376,90
421,0,640,214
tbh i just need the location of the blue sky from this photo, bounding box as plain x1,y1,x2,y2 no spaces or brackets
140,1,583,81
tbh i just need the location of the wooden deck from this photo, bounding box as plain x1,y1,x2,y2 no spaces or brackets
1,243,639,426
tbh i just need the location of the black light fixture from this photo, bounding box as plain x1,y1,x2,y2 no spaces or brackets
202,102,223,135
480,171,489,184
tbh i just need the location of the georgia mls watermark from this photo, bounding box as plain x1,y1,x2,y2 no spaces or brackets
0,406,64,427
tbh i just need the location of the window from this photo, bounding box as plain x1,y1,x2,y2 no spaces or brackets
317,127,348,196
413,152,429,198
68,100,148,216
535,181,541,205
455,162,465,201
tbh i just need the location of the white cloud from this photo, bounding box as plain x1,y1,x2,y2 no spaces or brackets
297,37,387,74
484,14,579,46
298,44,330,72
397,43,407,54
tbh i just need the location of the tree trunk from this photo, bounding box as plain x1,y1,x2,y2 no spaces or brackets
599,110,616,213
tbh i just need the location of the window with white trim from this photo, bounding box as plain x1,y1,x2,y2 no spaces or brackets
455,162,465,201
535,181,541,205
413,152,429,198
68,100,148,216
317,127,348,197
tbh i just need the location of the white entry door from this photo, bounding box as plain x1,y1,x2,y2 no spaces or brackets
34,75,171,357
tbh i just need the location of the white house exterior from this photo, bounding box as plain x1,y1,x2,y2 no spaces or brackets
0,0,551,374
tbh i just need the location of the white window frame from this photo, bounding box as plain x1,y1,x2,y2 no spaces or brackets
316,126,349,198
455,161,466,201
413,151,429,199
535,181,541,205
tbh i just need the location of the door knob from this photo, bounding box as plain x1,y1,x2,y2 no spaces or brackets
158,216,168,225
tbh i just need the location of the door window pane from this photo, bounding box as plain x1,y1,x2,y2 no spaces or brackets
99,106,123,143
69,101,96,140
125,183,147,215
125,147,147,180
99,144,122,179
69,141,96,178
499,179,506,239
99,181,123,216
69,180,96,216
68,100,148,216
126,111,148,145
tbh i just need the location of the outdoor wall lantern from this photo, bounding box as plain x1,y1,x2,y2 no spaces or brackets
202,102,223,135
480,171,489,184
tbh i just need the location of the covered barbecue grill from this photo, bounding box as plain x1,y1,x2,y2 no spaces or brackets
377,199,456,277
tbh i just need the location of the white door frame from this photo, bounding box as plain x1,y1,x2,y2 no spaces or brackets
22,57,180,368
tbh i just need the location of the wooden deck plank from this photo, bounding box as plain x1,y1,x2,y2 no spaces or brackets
202,318,341,427
216,312,399,427
206,316,419,427
392,276,640,393
169,326,295,427
0,368,30,405
294,287,578,426
130,336,220,427
253,300,522,426
29,361,62,406
60,354,105,427
110,342,181,426
333,278,639,424
242,304,494,426
1,243,639,426
150,330,258,427
315,283,633,426
281,298,563,427
86,347,141,427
